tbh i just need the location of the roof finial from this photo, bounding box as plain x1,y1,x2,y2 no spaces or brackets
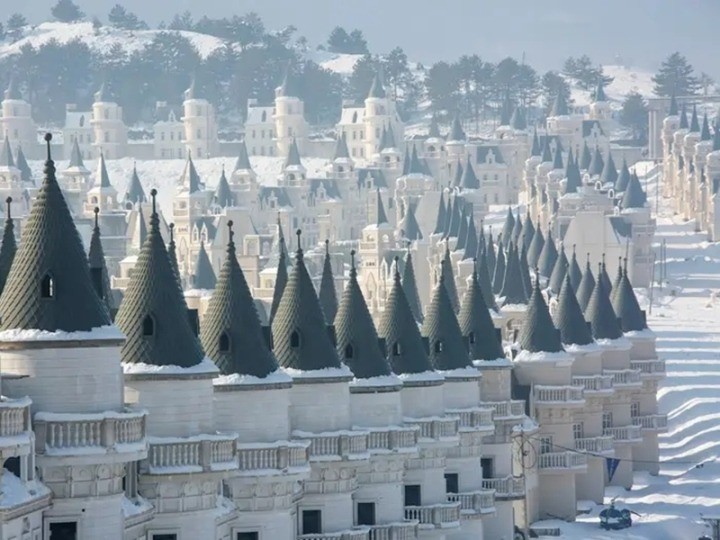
573,243,576,254
325,238,329,255
587,252,590,264
44,132,52,161
150,188,157,216
350,249,357,276
227,219,234,248
169,222,175,242
623,256,628,273
393,256,401,281
93,206,99,228
5,197,11,221
295,228,302,254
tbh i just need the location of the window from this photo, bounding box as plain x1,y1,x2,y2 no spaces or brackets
540,436,553,454
290,330,300,348
237,533,259,540
404,484,421,506
104,132,109,143
301,510,321,535
142,315,155,337
468,332,475,344
49,522,78,540
444,473,459,494
481,457,494,479
392,342,401,356
631,401,640,418
344,344,353,359
3,457,20,478
434,340,443,353
261,130,265,139
602,411,613,430
261,111,267,122
357,502,376,526
104,109,109,120
573,423,584,440
41,275,54,298
219,332,231,353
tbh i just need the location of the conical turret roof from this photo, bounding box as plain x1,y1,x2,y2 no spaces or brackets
463,218,478,260
511,209,523,246
550,90,570,116
335,251,391,379
701,113,712,141
398,203,423,242
407,145,424,175
588,146,605,176
621,172,647,209
541,137,553,163
448,114,466,141
272,231,341,371
611,257,624,300
433,192,447,235
333,133,350,160
537,228,558,278
88,208,114,314
201,222,278,377
460,157,480,189
459,263,504,360
499,241,527,305
599,257,613,293
192,241,216,290
554,274,593,346
0,198,17,298
565,148,582,194
269,238,289,325
0,135,111,332
552,144,564,170
501,207,515,244
180,152,204,193
668,93,678,116
519,271,563,353
116,190,204,367
600,152,618,186
615,158,631,192
510,106,527,130
441,243,460,312
486,230,497,281
576,256,596,312
95,152,112,189
125,164,147,205
478,246,497,311
689,104,700,132
447,195,463,238
585,264,622,340
530,128,541,157
0,139,14,168
234,139,254,172
548,243,568,294
492,238,506,295
368,71,386,99
68,137,85,170
568,246,582,292
374,188,389,226
214,167,234,208
284,138,303,169
15,146,32,184
527,222,545,269
520,211,535,254
518,243,533,300
402,249,424,324
378,261,434,374
318,240,338,324
456,203,469,250
612,264,647,332
167,223,181,287
593,77,607,102
580,141,592,170
679,105,689,129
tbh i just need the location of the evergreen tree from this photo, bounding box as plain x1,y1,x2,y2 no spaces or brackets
7,13,27,40
381,47,421,118
699,72,715,96
455,54,494,128
168,11,194,31
327,26,368,54
562,55,613,90
347,29,369,54
619,92,648,142
92,16,102,33
0,23,5,41
51,0,85,22
108,4,148,30
425,61,460,114
347,54,378,102
541,71,571,112
652,52,700,96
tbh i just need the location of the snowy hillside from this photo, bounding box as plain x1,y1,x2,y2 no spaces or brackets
570,64,656,107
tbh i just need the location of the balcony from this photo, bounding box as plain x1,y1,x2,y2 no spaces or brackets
632,414,668,432
538,451,587,471
293,430,369,461
367,522,419,540
297,530,369,540
236,441,309,474
446,407,495,433
482,475,525,500
365,426,418,454
0,397,31,452
403,417,459,444
574,435,614,454
479,400,525,419
145,434,238,474
533,386,585,407
447,489,496,516
34,409,147,461
572,375,614,395
630,359,666,379
404,503,461,529
604,369,643,388
603,425,643,444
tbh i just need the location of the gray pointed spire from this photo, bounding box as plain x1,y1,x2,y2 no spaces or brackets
96,152,111,188
214,167,234,208
550,90,569,116
401,146,411,175
527,222,545,269
668,93,678,116
167,223,181,287
501,207,515,244
492,238,506,295
463,218,478,260
499,241,528,305
477,246,498,311
318,240,338,324
398,202,423,242
382,124,397,150
272,230,341,371
447,195,463,238
4,75,21,101
554,274,593,346
407,145,424,174
621,172,647,209
520,211,535,254
375,188,388,225
88,208,114,314
460,156,480,189
269,238,289,325
548,244,568,295
577,256,596,312
335,251,391,378
615,158,631,192
568,246,582,292
448,113,466,141
537,228,558,278
552,144,564,170
587,146,604,176
284,138,302,168
333,133,350,160
192,241,217,290
593,77,607,102
519,270,563,353
611,257,624,301
530,128,541,157
441,243,460,312
701,113,712,141
181,152,203,193
0,197,17,297
456,203,470,249
486,229,496,280
433,192,447,236
541,137,553,163
565,148,582,194
116,189,204,367
585,263,622,340
612,263,647,332
580,141,592,170
452,160,464,187
510,106,527,130
234,139,253,171
460,261,503,360
689,104,700,132
403,249,424,324
679,105,689,130
368,71,386,99
600,152,618,186
15,145,32,184
518,243,533,300
124,163,146,205
599,256,613,293
201,221,278,377
0,139,14,168
0,134,111,332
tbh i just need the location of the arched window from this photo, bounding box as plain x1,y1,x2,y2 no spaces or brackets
40,275,54,298
142,315,155,337
468,332,476,344
392,342,401,356
434,340,443,353
219,331,231,352
261,110,267,122
290,330,300,348
344,344,354,359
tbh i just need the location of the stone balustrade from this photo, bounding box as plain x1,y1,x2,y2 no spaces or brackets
572,374,614,394
404,502,461,528
403,417,459,441
236,441,309,472
364,426,418,453
604,369,643,387
603,425,643,443
35,409,146,457
538,451,587,470
632,414,668,431
297,530,369,540
447,489,496,515
478,400,525,419
145,434,238,474
630,359,666,378
367,522,419,540
574,435,615,454
292,430,369,461
533,385,585,405
0,397,31,438
446,407,495,433
482,475,525,500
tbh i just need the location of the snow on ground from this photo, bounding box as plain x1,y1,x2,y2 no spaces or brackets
570,64,655,108
308,50,363,75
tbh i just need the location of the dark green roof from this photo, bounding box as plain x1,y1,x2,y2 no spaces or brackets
433,192,447,236
518,243,533,300
422,270,471,370
588,146,605,176
679,105,689,129
375,188,389,225
541,137,553,163
537,228,558,278
600,152,618,186
527,222,545,269
96,152,111,188
0,139,14,168
668,93,678,116
116,191,204,367
0,198,17,298
4,75,21,100
568,246,583,292
552,145,564,169
402,250,424,324
0,136,111,333
398,203,423,241
192,241,217,290
234,139,253,171
459,264,503,360
214,168,234,208
463,218,478,260
593,78,607,102
318,240,338,324
181,153,204,193
378,261,433,374
550,90,570,116
701,113,712,141
448,114,466,141
510,106,527,130
577,256,596,312
580,141,592,170
689,104,700,132
478,246,498,311
167,223,181,288
518,272,563,353
88,208,114,314
621,172,646,209
615,158,631,192
269,238,289,325
461,157,480,189
15,146,32,184
441,243,460,312
554,274,593,346
428,115,441,138
447,195,463,238
501,207,515,245
201,222,278,377
499,241,527,305
333,133,350,160
548,244,569,294
368,71,386,99
271,232,341,371
565,148,582,194
456,203,469,249
335,251,391,378
284,138,303,168
612,266,647,332
499,93,513,126
585,264,622,340
520,212,535,254
492,238,506,295
530,128,541,157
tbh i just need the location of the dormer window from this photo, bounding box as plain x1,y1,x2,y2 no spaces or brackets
219,331,231,352
344,344,354,359
468,332,476,344
434,340,443,353
142,315,155,337
290,330,301,348
40,275,54,299
392,342,401,356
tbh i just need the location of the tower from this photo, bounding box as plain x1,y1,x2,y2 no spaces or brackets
358,190,394,316
90,83,128,159
273,68,308,157
363,72,404,159
0,76,37,158
182,79,219,158
85,152,119,216
589,77,610,120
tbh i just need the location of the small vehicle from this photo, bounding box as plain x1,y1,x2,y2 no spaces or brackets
599,502,633,530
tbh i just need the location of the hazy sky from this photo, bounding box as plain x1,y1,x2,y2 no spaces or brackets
19,0,720,74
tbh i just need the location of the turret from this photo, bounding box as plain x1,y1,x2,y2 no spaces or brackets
182,78,219,157
91,82,128,159
273,66,308,157
0,75,36,158
85,152,118,214
278,138,306,187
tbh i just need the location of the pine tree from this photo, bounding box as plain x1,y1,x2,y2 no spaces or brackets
6,13,27,40
619,92,648,142
347,54,378,102
562,55,613,90
108,4,148,30
51,0,85,22
426,61,460,114
327,27,350,53
652,52,700,96
541,71,571,112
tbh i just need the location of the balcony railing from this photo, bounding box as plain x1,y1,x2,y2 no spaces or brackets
574,435,614,454
368,522,419,540
293,430,369,461
0,397,31,438
403,417,459,441
145,434,238,474
365,427,418,453
603,425,643,443
632,414,668,431
35,409,146,456
479,400,525,419
604,369,642,387
482,475,525,500
297,530,369,540
404,503,461,528
446,407,495,432
447,489,495,515
533,385,584,405
236,441,309,472
538,451,587,470
572,375,614,394
630,360,666,378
